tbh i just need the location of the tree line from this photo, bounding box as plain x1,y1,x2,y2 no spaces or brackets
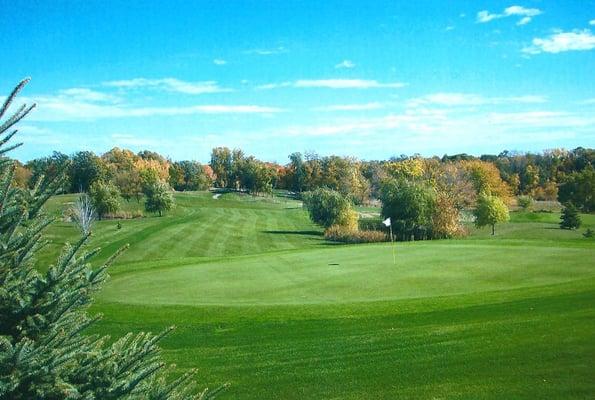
10,146,594,217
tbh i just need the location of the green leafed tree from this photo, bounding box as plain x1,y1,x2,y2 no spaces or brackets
0,79,225,399
473,192,510,235
558,165,595,212
145,180,174,217
69,150,109,193
559,203,581,230
302,187,357,230
380,179,436,241
89,179,121,219
209,147,232,188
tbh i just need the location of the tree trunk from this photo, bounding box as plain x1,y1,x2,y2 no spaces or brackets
492,224,495,235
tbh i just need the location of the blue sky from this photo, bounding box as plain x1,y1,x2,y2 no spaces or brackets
1,0,594,163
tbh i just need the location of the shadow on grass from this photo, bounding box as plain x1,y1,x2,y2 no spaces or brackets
262,230,323,236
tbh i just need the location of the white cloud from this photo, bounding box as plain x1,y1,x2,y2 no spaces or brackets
590,19,595,26
295,79,406,89
517,16,531,26
477,10,500,23
523,29,595,54
103,78,232,94
58,88,120,103
314,102,384,112
274,107,594,158
335,60,355,69
477,5,542,25
445,25,455,31
504,6,542,17
256,79,406,90
213,59,227,65
23,91,284,121
408,93,547,107
255,82,292,90
243,46,288,55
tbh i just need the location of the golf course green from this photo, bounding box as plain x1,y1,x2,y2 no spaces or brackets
41,191,595,399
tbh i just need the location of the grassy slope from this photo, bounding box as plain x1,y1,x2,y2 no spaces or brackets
41,192,595,399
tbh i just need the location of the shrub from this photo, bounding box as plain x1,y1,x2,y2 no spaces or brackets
517,195,533,211
359,217,385,232
583,228,594,238
324,225,387,244
103,210,144,219
336,207,358,231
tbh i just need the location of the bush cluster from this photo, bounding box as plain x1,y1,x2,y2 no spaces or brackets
358,217,385,232
324,225,387,244
103,210,144,219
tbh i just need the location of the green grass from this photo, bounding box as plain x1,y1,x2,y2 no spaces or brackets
40,192,595,399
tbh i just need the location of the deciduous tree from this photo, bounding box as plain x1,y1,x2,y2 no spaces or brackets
473,192,510,235
145,180,174,217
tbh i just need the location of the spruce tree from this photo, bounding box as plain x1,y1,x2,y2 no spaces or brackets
0,79,226,399
560,203,581,230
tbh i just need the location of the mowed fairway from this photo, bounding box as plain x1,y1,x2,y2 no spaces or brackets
42,192,595,399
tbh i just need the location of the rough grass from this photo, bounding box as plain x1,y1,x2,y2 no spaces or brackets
39,191,595,399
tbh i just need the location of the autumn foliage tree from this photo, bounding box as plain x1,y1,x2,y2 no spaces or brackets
462,160,513,205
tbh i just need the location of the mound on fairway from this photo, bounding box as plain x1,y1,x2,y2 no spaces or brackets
42,192,594,399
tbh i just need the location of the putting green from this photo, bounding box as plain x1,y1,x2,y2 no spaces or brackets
100,242,595,306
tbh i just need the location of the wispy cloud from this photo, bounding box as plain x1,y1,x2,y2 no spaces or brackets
213,59,227,65
103,78,232,94
314,102,384,112
335,60,355,69
477,5,542,25
590,19,595,26
243,46,288,55
408,93,547,107
257,79,406,90
255,82,292,90
58,88,121,103
274,107,594,158
23,90,283,121
296,79,405,89
523,29,595,54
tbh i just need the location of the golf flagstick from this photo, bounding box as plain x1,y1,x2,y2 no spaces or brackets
382,217,395,265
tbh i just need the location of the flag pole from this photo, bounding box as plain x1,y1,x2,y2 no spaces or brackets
383,217,395,265
390,224,395,265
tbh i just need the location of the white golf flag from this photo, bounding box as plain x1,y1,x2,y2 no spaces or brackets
382,217,391,227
